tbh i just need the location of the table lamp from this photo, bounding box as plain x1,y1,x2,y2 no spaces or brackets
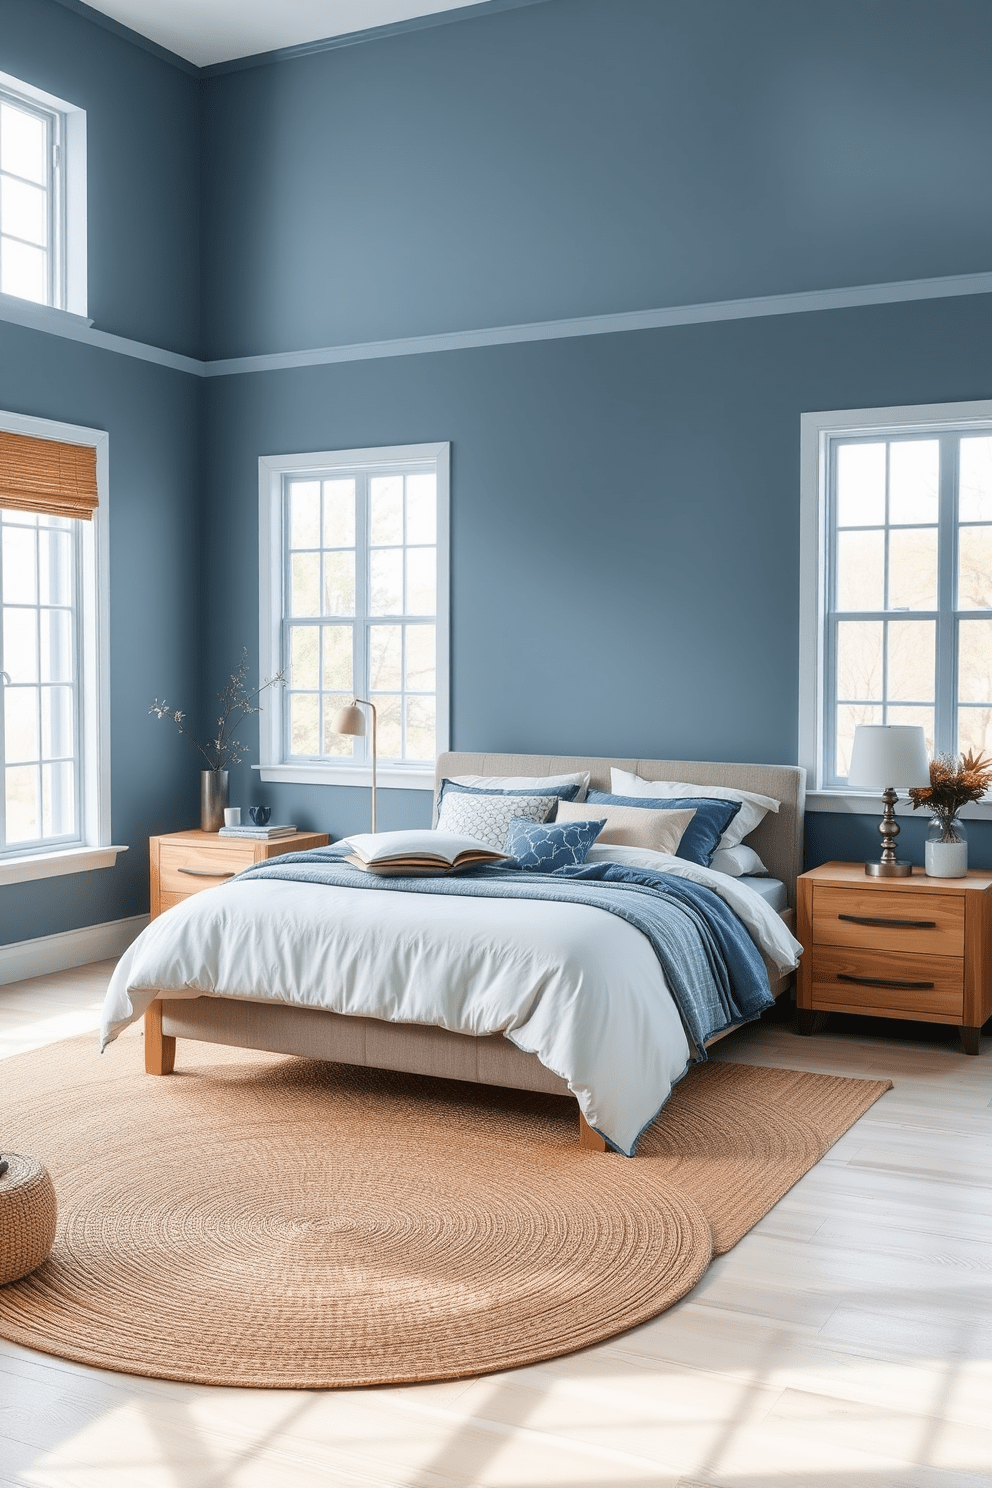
332,699,378,833
846,724,930,876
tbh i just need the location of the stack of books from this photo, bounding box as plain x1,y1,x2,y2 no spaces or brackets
218,824,298,841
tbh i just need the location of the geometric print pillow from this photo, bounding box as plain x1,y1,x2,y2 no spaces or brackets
435,790,557,850
506,816,606,872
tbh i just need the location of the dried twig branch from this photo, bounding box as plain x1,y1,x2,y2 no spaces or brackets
151,649,286,771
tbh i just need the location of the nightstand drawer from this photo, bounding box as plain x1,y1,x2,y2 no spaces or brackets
811,943,964,1019
158,890,192,915
158,840,255,897
813,885,964,957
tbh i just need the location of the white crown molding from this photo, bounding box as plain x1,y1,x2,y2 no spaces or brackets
0,912,147,986
0,292,203,374
0,293,93,335
3,271,991,381
204,271,992,377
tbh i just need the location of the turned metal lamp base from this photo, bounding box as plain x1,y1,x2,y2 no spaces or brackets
865,857,913,877
865,785,913,877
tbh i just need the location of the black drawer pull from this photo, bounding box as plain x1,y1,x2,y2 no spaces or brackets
838,913,937,929
837,972,935,990
177,867,236,879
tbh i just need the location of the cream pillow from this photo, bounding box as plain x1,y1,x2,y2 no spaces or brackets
610,768,779,850
556,801,695,855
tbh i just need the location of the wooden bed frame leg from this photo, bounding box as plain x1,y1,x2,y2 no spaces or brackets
144,1000,176,1075
578,1111,607,1152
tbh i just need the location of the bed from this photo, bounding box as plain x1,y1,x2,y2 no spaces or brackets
102,752,805,1154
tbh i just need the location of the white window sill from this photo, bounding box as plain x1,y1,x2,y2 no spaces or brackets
806,790,992,820
0,844,128,887
254,764,435,792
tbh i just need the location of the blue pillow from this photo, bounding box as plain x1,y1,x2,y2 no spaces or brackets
585,790,741,867
506,816,606,872
437,779,581,817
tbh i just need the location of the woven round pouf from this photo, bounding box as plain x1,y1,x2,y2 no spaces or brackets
0,1154,57,1286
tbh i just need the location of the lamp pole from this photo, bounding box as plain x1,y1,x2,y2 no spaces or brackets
331,697,378,833
361,698,378,834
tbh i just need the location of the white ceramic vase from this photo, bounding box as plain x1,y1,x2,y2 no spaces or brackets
924,817,968,878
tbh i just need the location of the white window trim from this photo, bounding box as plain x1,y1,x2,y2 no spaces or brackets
0,409,125,882
800,398,992,817
0,69,87,317
256,442,450,792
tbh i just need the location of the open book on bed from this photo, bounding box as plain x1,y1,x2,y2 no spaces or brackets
343,830,507,877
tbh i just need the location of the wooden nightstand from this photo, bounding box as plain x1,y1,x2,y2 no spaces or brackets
149,828,330,919
797,861,992,1054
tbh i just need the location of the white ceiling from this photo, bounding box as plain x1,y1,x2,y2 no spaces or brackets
81,1,481,68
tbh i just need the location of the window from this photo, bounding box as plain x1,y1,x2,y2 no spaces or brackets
0,71,86,315
258,443,449,789
800,401,992,797
0,412,117,882
0,88,62,306
1,508,80,849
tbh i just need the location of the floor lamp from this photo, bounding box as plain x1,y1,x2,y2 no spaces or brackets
332,699,378,833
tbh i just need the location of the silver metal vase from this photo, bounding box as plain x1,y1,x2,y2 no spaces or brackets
200,770,229,833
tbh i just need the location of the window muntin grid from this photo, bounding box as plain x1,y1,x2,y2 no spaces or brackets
282,467,438,765
825,429,992,786
0,89,63,308
0,508,82,853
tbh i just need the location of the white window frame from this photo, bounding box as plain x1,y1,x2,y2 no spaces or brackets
0,69,86,318
257,442,450,792
0,410,124,885
800,398,992,818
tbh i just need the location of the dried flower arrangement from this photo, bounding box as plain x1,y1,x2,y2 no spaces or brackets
909,750,992,840
150,650,285,772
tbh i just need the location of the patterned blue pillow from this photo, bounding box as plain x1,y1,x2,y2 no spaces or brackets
586,791,741,867
506,816,606,872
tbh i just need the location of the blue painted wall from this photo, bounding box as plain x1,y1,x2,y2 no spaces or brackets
4,0,992,950
200,0,992,359
0,320,202,944
202,292,992,862
1,0,201,356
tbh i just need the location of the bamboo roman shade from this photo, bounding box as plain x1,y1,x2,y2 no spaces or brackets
0,431,98,521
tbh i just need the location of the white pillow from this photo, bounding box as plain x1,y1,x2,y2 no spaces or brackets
556,800,695,856
449,771,590,802
710,844,769,878
586,842,677,872
436,790,555,849
610,768,779,851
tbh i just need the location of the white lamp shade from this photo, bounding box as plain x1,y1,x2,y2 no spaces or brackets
847,725,930,789
331,704,366,738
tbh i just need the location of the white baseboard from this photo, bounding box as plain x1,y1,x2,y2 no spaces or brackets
0,914,149,987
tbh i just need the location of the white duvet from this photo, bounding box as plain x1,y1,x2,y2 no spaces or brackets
101,845,801,1155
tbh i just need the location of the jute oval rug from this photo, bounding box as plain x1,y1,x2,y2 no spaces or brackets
0,1033,890,1388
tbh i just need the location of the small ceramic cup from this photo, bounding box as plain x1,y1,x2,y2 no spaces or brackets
249,805,272,826
223,807,241,827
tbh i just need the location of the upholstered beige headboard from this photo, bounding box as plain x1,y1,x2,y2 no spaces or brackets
434,752,806,907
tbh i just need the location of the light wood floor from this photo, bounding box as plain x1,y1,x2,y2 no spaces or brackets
1,965,990,1487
